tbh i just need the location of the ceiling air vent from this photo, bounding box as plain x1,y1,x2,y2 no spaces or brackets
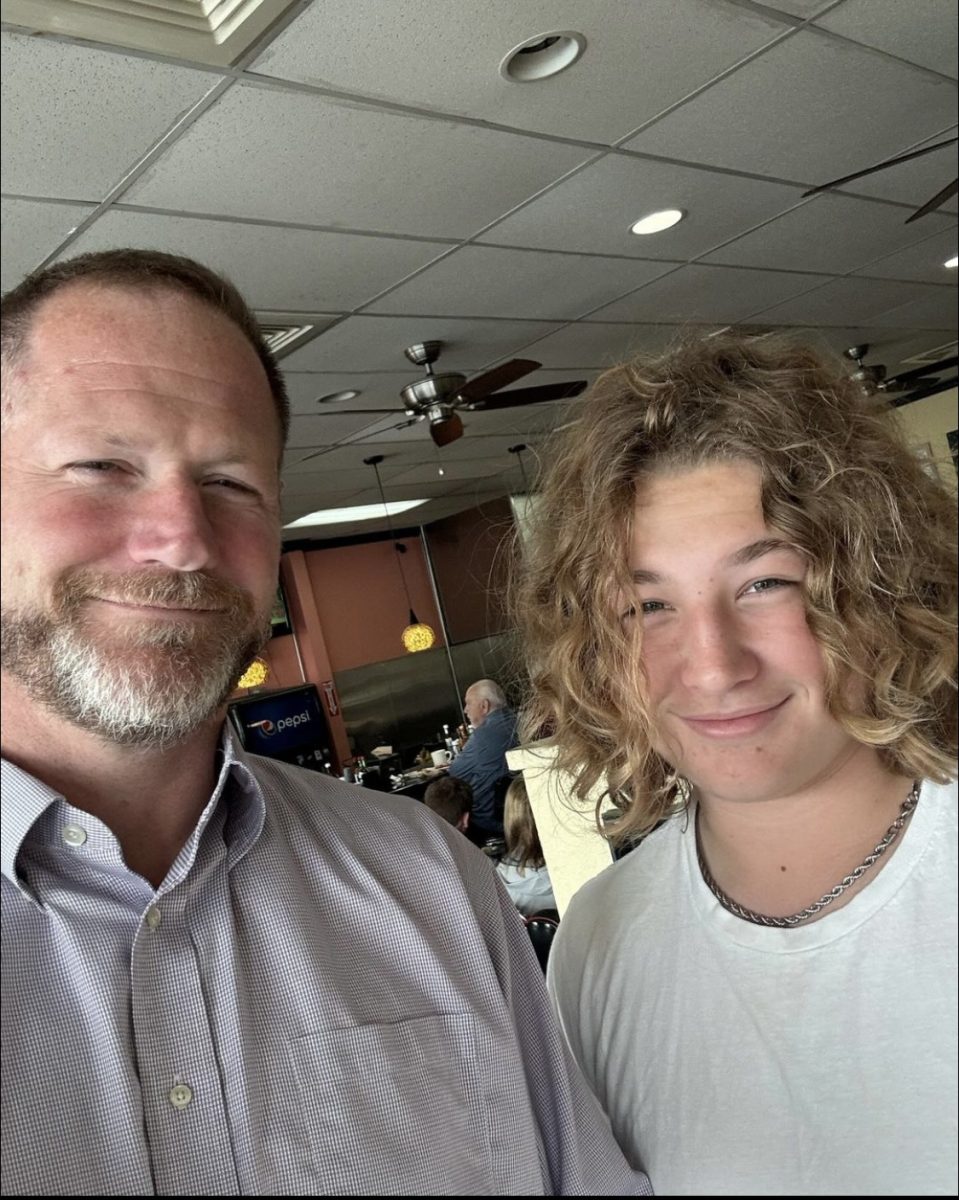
4,0,302,67
254,311,340,360
258,322,316,356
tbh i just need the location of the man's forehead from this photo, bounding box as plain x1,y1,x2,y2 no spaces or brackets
19,286,267,403
30,284,237,353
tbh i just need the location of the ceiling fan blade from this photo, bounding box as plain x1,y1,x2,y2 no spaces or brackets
465,380,590,411
905,177,959,223
429,412,464,447
801,136,958,197
455,358,541,403
883,355,958,390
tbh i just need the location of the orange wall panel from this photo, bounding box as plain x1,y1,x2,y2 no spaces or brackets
304,537,445,673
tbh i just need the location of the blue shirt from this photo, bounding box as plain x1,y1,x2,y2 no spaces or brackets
1,731,650,1197
449,707,519,832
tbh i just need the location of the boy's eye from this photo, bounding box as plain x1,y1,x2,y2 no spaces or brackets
744,577,795,595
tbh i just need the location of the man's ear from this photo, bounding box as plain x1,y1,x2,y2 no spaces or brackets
457,813,470,832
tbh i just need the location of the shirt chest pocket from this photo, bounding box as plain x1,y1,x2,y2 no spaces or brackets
289,1013,518,1196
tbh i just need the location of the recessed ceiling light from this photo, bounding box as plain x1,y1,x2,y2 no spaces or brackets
317,389,361,404
500,31,586,82
630,209,685,235
283,500,428,529
945,256,958,269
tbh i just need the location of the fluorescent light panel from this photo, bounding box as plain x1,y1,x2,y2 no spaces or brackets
283,499,429,529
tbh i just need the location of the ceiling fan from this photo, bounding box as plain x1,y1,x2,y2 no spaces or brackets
394,341,589,447
843,344,958,400
803,136,958,222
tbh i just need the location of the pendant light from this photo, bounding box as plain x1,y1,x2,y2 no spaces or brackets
508,443,531,492
364,455,437,653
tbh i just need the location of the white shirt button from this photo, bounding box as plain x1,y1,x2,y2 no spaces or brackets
145,907,162,930
62,824,88,848
169,1084,193,1110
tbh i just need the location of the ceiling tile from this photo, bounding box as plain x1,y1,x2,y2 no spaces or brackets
751,276,942,326
365,245,677,319
587,263,828,323
283,372,414,419
280,315,563,373
814,0,959,78
0,199,96,291
867,288,959,329
0,32,218,201
511,321,707,369
286,410,409,449
62,209,451,310
250,0,789,143
702,193,956,274
853,228,959,284
122,81,593,238
477,153,805,260
835,132,958,214
623,28,958,186
762,1,834,15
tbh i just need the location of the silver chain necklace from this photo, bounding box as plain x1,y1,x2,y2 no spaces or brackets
695,781,921,929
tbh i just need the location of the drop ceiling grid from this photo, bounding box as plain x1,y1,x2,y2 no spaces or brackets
1,0,956,536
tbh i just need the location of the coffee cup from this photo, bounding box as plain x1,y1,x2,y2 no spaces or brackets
430,748,453,767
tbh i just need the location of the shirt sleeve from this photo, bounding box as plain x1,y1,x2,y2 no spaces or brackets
447,733,479,781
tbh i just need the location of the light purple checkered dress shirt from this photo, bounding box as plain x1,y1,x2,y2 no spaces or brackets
1,731,651,1196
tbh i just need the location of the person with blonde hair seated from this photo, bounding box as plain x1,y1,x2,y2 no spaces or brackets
496,777,556,916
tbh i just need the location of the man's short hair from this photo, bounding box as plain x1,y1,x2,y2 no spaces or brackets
423,775,473,827
514,331,958,846
468,679,507,710
0,248,290,444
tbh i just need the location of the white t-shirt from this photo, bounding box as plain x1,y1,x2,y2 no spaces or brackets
548,778,958,1196
496,859,556,916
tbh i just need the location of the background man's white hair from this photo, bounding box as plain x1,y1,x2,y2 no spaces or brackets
469,679,507,709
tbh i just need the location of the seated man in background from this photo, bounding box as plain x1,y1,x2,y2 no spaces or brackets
422,774,473,834
0,249,649,1198
448,678,518,845
515,332,958,1196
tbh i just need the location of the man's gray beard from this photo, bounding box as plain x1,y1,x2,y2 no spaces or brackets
0,570,270,750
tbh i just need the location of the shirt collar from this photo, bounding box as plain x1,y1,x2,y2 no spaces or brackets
1,724,266,895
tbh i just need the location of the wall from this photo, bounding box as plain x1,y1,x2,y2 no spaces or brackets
895,386,958,488
424,496,515,644
304,536,444,672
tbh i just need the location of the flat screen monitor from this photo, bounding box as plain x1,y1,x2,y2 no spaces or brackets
228,683,330,761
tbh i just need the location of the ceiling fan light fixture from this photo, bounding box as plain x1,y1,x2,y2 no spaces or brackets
630,209,685,235
317,389,361,404
946,256,958,269
500,31,586,82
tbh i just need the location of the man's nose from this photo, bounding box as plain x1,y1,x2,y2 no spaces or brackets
125,481,217,574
